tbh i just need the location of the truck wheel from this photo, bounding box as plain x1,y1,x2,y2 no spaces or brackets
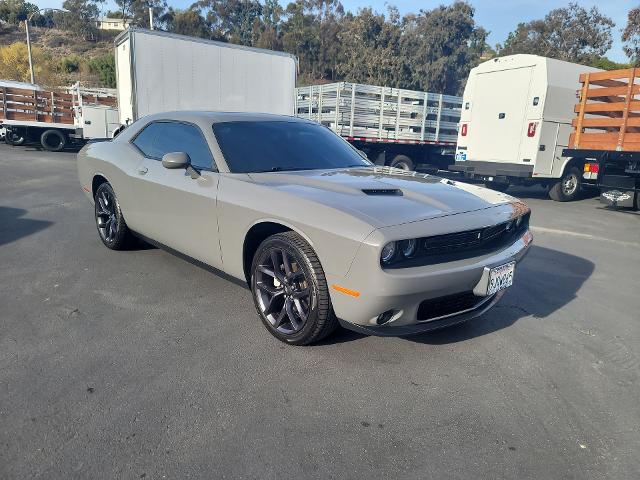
41,129,67,152
484,181,510,193
6,129,25,146
389,155,415,171
549,166,582,202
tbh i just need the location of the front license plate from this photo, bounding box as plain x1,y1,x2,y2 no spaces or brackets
486,261,515,296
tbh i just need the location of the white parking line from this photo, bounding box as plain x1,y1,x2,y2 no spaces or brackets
530,226,640,248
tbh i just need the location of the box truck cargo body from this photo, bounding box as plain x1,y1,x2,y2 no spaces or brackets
452,54,601,200
114,29,297,126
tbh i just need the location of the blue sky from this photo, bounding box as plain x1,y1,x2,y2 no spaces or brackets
37,0,634,61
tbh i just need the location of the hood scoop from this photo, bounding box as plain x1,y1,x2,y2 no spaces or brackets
361,188,403,196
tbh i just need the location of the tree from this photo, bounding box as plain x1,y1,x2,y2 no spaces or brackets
59,0,103,40
163,7,210,38
498,3,614,64
336,7,403,87
623,7,640,66
400,1,486,95
87,54,116,87
0,42,61,86
0,0,39,25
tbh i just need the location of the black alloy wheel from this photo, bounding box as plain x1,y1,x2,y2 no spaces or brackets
94,182,133,250
251,232,338,345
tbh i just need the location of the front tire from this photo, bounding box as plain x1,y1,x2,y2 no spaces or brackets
5,129,25,146
549,166,582,202
251,231,338,345
94,182,133,250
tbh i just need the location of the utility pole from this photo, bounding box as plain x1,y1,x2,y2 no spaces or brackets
149,7,154,30
24,9,67,85
24,18,34,84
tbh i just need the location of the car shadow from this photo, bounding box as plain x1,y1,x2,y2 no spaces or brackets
404,245,594,344
0,206,52,246
317,245,594,346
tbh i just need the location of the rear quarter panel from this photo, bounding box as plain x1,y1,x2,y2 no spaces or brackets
77,141,141,228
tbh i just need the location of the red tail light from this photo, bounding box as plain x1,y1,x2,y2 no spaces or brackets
461,124,468,136
584,163,599,173
527,122,537,137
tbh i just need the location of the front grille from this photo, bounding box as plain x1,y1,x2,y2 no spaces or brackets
386,212,530,268
417,291,487,322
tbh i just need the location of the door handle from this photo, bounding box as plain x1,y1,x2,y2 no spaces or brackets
138,166,148,175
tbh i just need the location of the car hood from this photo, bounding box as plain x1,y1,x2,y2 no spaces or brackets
247,166,517,228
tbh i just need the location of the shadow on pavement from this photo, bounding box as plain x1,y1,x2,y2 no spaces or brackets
0,206,53,246
319,245,594,346
405,245,594,344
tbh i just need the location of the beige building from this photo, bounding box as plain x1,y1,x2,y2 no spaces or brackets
95,17,131,31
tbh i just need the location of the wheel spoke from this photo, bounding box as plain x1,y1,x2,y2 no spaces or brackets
292,288,309,300
258,265,277,279
272,306,287,329
270,250,284,281
281,250,292,276
285,298,301,331
293,298,308,321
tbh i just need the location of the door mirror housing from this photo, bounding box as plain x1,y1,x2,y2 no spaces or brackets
162,152,191,169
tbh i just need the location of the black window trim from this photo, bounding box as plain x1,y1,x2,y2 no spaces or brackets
130,119,218,172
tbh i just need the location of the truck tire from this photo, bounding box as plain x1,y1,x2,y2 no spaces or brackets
389,155,415,171
41,129,67,152
549,166,582,202
484,181,510,193
5,129,25,146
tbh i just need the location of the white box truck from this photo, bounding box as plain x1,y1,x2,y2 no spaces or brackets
114,29,297,128
452,54,601,201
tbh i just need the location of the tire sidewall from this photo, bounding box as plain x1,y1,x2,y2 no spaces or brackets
250,235,323,344
94,183,128,249
41,130,66,152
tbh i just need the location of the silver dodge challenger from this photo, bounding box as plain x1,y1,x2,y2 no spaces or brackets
77,111,532,345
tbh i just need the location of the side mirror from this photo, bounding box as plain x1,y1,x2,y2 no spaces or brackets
162,152,191,169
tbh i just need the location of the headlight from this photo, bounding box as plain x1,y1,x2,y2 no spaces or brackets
400,238,417,258
380,241,397,264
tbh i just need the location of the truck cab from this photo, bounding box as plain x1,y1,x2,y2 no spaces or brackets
452,54,601,201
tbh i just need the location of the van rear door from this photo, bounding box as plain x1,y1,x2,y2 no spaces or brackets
467,66,533,163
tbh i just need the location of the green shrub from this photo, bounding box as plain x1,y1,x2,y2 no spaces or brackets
87,54,116,88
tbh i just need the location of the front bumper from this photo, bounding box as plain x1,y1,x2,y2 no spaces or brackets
327,227,532,335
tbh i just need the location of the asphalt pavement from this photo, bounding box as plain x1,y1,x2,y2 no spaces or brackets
1,143,639,479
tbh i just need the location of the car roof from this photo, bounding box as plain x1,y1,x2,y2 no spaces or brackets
139,111,313,124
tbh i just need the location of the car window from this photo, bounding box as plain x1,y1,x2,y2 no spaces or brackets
211,120,372,173
132,121,214,170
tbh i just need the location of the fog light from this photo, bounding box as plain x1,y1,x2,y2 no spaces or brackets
376,310,396,325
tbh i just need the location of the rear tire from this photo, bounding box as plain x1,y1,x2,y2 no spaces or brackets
5,129,25,146
389,155,415,171
549,166,582,202
41,129,67,152
250,231,338,346
484,181,510,193
94,183,134,250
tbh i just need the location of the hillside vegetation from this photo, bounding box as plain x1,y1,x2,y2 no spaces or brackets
1,0,638,92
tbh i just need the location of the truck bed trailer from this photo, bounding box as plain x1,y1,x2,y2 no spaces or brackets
0,82,118,151
295,82,462,171
563,68,640,209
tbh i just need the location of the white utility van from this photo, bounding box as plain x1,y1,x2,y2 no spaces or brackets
452,54,601,201
114,29,297,128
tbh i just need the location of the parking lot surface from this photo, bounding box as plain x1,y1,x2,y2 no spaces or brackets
1,143,639,479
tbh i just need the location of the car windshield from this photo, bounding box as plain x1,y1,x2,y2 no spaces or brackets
212,120,372,173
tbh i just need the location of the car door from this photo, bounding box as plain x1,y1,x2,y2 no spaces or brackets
129,120,222,269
